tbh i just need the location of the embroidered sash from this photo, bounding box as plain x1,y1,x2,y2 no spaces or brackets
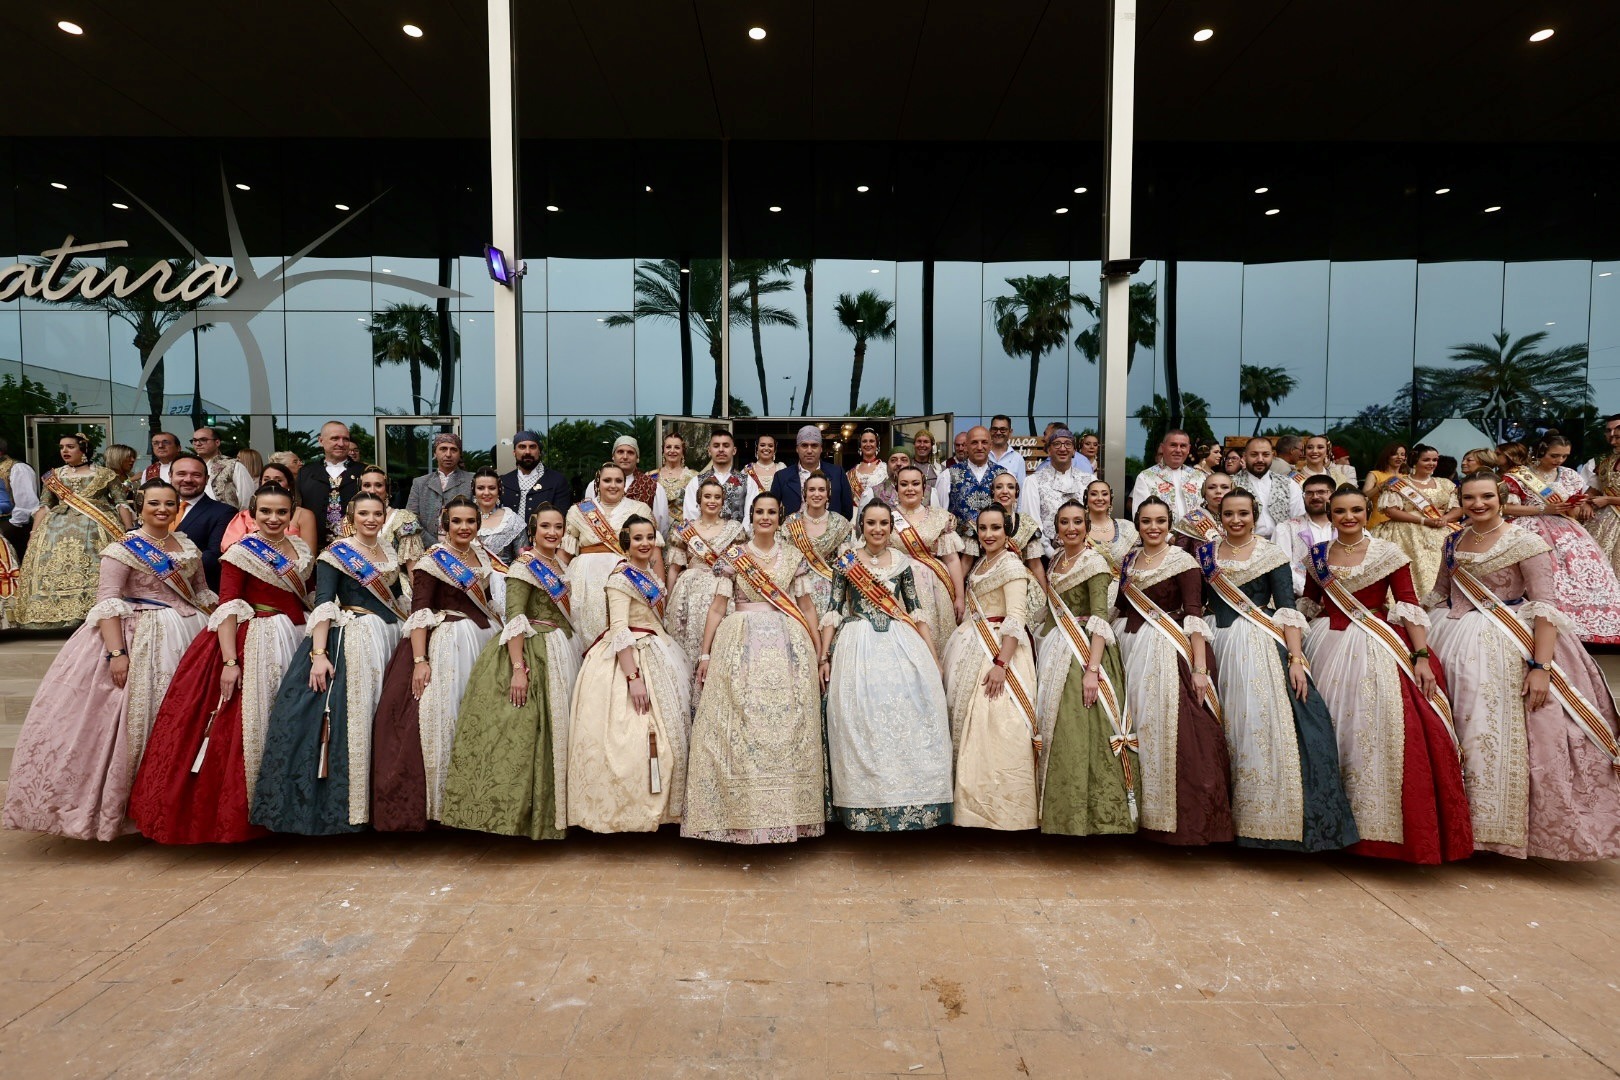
724,545,817,642
1173,507,1221,544
675,521,726,568
786,515,835,580
965,581,1040,753
1446,546,1620,769
1507,467,1559,507
615,561,668,621
238,534,311,609
893,511,957,600
1197,541,1288,651
576,500,625,555
1120,552,1222,721
1086,531,1123,579
328,540,408,621
524,555,572,622
1307,543,1457,749
1289,468,1310,486
43,469,122,539
831,551,924,636
429,546,501,622
1042,579,1135,816
121,533,213,614
1385,474,1459,530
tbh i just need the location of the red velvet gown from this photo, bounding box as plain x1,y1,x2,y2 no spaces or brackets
128,563,306,843
1303,561,1473,864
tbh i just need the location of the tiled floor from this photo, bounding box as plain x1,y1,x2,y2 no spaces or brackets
3,633,1620,1078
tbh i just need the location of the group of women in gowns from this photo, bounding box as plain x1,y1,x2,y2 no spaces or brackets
6,436,128,630
8,449,1620,867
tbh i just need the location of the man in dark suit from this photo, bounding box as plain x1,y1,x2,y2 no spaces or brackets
170,455,236,592
770,424,855,518
296,421,364,550
499,430,573,539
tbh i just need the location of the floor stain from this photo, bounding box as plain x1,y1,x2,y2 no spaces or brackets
922,975,966,1020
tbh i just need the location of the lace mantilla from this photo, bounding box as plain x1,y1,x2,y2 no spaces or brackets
1451,523,1552,579
1047,547,1112,593
1211,538,1290,586
1125,546,1198,591
221,536,313,592
1320,537,1409,593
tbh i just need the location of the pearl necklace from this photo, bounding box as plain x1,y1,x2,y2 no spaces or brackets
1333,533,1368,552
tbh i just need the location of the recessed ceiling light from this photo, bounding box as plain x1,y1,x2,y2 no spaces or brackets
596,318,606,322
856,185,870,193
748,27,767,41
380,268,392,274
644,185,653,192
1545,321,1557,326
1254,186,1269,194
111,202,129,210
545,204,559,212
50,181,67,190
234,183,250,191
768,205,782,212
1055,207,1069,215
1073,187,1087,194
335,203,350,211
679,267,691,274
402,24,424,38
1484,205,1502,213
1529,28,1554,42
1434,187,1451,195
1265,208,1281,216
1193,28,1214,42
1601,272,1614,278
57,20,83,35
870,268,880,274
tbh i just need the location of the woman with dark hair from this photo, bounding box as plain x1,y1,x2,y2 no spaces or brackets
7,433,128,629
566,514,690,833
942,504,1046,831
783,470,855,618
820,501,951,832
684,492,827,844
1221,447,1245,477
1372,442,1463,599
5,480,215,839
221,460,317,550
849,426,887,511
1500,433,1620,644
1362,442,1409,530
440,504,582,839
984,472,1048,597
562,462,661,647
1116,496,1232,845
1033,499,1136,836
1081,478,1137,608
251,491,408,834
1201,487,1358,852
1193,439,1221,475
666,477,745,706
344,465,424,572
1426,473,1620,860
473,464,525,563
129,483,311,843
1302,485,1472,863
370,496,506,831
889,463,966,658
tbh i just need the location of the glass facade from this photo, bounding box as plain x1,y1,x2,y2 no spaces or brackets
3,136,1617,480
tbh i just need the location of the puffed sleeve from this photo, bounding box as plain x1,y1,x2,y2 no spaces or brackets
561,508,583,556
84,555,136,624
1423,551,1453,611
824,570,850,621
668,530,689,568
788,556,815,599
935,518,965,556
1384,564,1430,628
1267,562,1310,631
1518,550,1578,634
305,562,347,633
394,514,425,566
606,582,637,654
1376,487,1405,511
999,576,1028,642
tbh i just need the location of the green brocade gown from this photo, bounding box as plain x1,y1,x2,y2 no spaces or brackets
440,576,577,840
1035,557,1138,836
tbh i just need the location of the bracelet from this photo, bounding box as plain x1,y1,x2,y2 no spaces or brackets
1288,654,1308,667
310,648,327,657
626,669,641,682
699,653,711,662
1193,666,1209,675
993,657,1007,669
414,656,429,665
1409,647,1430,662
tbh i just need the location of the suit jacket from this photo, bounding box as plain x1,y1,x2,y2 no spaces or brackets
769,460,855,519
296,460,364,551
407,469,475,544
499,466,573,524
175,493,235,592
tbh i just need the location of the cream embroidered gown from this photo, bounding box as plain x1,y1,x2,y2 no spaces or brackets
665,518,746,705
888,504,963,659
562,497,659,647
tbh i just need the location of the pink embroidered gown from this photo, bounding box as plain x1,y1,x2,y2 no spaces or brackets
1502,466,1620,644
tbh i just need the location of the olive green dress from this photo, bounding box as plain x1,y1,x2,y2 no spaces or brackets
439,560,580,840
1033,548,1138,836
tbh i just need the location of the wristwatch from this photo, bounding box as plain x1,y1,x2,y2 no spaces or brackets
223,658,239,668
1526,658,1547,671
104,649,127,661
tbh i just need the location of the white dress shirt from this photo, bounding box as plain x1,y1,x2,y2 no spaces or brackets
1020,463,1095,545
1236,471,1306,538
988,446,1027,486
6,460,39,526
1272,515,1336,596
681,468,762,526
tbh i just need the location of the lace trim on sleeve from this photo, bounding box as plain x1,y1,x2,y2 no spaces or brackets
1182,615,1213,640
713,575,734,598
1388,601,1430,628
84,598,135,625
561,532,581,556
195,589,220,611
1296,597,1323,622
305,601,345,635
819,610,842,631
1420,589,1448,611
1272,606,1309,631
207,598,256,631
609,627,638,654
936,529,965,556
1084,614,1116,646
499,614,537,646
999,615,1027,642
402,608,446,634
1517,600,1577,636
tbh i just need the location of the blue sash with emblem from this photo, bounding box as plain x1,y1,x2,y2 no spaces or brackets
431,545,500,621
239,534,310,608
329,540,407,620
121,533,213,614
616,561,668,619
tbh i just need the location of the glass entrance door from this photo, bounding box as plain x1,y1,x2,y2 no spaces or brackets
890,413,954,469
374,416,461,509
25,414,113,472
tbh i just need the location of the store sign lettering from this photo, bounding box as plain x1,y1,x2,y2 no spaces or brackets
0,236,241,303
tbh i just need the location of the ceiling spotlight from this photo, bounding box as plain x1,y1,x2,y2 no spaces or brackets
402,23,424,38
111,202,129,210
57,20,83,35
50,181,67,190
380,268,392,274
234,183,251,191
1055,207,1069,215
1073,187,1088,194
856,185,870,193
335,203,350,211
1545,321,1556,326
768,205,782,212
1601,272,1614,278
748,27,767,41
1254,186,1269,194
596,318,606,323
545,204,559,212
1434,187,1451,195
1484,205,1502,213
644,185,653,192
1193,28,1214,42
870,268,880,274
1528,28,1554,42
680,267,691,274
1265,208,1281,216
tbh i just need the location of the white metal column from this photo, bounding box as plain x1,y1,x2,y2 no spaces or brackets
1100,0,1137,497
489,0,523,471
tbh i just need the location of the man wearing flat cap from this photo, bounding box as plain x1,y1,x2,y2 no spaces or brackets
586,434,670,533
1020,427,1095,546
500,430,573,537
406,431,475,545
769,425,855,519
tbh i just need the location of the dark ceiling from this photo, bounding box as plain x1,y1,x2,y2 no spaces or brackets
4,1,1616,142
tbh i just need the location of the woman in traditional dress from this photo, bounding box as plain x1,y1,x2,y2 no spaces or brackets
819,502,951,832
346,466,425,570
782,472,854,618
103,444,139,523
655,432,698,531
8,434,127,629
1033,500,1136,836
370,497,506,831
942,504,1044,831
848,427,887,511
1362,442,1407,530
745,433,786,496
665,478,745,701
1201,488,1358,852
1586,434,1620,580
1425,474,1620,859
1173,472,1228,553
890,465,965,658
684,493,826,844
1116,497,1232,845
562,462,660,647
1302,486,1473,863
4,480,215,840
473,465,526,564
987,472,1048,596
222,461,317,550
440,504,581,840
1372,443,1462,599
1081,479,1135,608
250,491,408,835
128,484,311,844
566,515,691,833
1500,433,1620,645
